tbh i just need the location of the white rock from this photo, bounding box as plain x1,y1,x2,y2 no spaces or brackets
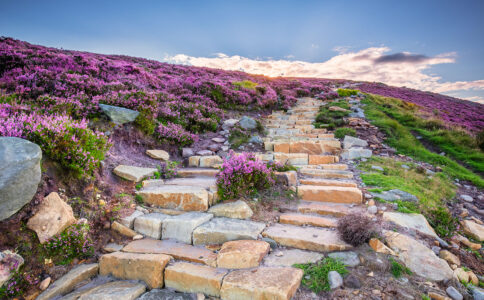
328,271,343,289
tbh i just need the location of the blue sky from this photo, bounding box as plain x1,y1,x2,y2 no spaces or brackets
1,0,484,102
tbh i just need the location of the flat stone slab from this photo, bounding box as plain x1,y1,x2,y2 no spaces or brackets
137,185,209,211
384,231,453,281
99,104,139,125
70,280,146,300
263,249,323,267
461,220,484,241
262,224,352,252
146,149,170,161
99,252,171,289
192,218,266,245
299,178,357,187
122,239,217,267
297,202,353,217
162,212,213,244
113,165,157,182
220,267,303,300
327,251,360,267
279,213,338,228
208,200,253,219
134,213,170,239
36,263,99,300
138,289,196,300
119,210,144,229
217,240,270,269
177,168,218,178
383,212,437,238
371,189,418,202
164,177,217,190
165,262,228,297
297,185,362,204
308,155,338,165
300,168,353,179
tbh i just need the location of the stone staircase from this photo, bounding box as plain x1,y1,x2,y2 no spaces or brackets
39,96,366,300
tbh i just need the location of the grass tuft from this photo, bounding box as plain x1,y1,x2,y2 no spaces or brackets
294,257,348,293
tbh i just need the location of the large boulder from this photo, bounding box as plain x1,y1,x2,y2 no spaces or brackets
0,137,42,221
99,104,139,125
239,116,257,130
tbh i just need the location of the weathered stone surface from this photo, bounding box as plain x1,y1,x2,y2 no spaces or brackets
216,240,270,269
134,213,170,239
343,136,368,149
36,264,99,300
0,251,24,287
279,213,338,228
341,147,372,160
263,249,323,267
239,116,257,130
199,155,223,168
113,165,157,182
164,177,217,190
383,212,437,238
208,200,253,219
0,137,42,221
384,231,453,281
192,218,266,245
220,267,303,300
274,153,308,165
27,192,76,243
103,243,123,253
299,178,357,188
308,155,337,165
439,250,460,266
262,224,352,252
146,149,170,161
175,168,218,178
137,289,196,300
371,189,418,203
122,239,217,267
137,185,209,211
73,280,146,300
188,156,201,167
99,104,139,125
99,252,170,289
461,220,484,241
164,262,227,297
119,210,144,229
112,221,138,238
297,202,353,217
162,212,213,244
328,271,343,289
369,238,395,256
446,286,463,300
327,251,360,267
299,168,354,179
297,185,362,204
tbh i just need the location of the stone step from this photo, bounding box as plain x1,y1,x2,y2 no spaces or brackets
62,281,146,300
137,185,209,211
279,213,338,228
163,177,217,191
216,240,270,269
300,168,353,179
188,155,223,168
297,185,362,204
192,217,266,245
297,201,358,217
220,267,303,300
273,152,308,165
122,239,217,267
308,155,339,164
99,252,171,289
262,223,352,252
301,163,348,170
299,178,358,188
113,165,157,182
272,140,341,155
161,212,213,244
177,168,218,178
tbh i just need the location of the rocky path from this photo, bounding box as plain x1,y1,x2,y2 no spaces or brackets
37,97,366,300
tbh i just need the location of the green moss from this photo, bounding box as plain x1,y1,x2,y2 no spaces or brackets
337,88,358,97
294,257,349,293
334,127,356,139
389,257,412,278
233,80,258,90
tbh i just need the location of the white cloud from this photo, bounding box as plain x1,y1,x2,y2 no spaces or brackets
164,47,484,102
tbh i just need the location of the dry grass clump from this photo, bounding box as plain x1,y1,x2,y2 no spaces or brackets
337,213,380,246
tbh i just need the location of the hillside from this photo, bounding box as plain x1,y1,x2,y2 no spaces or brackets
1,38,484,300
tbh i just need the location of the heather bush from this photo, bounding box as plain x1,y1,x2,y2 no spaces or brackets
155,122,199,146
153,161,179,179
43,224,94,265
216,151,276,201
0,268,39,299
337,213,380,246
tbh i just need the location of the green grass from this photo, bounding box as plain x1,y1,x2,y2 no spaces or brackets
228,126,250,148
314,100,350,130
233,80,258,90
294,257,348,293
337,88,359,97
389,257,412,278
361,94,484,188
334,127,356,139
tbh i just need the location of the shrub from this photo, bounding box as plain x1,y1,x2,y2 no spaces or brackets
216,151,276,201
43,224,94,265
153,161,179,179
155,122,199,146
294,258,348,293
337,88,358,97
0,268,39,299
334,127,356,139
228,125,250,148
337,213,380,246
425,207,458,238
389,257,412,278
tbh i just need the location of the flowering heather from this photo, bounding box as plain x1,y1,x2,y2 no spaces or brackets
357,83,484,132
216,151,276,200
156,122,199,146
43,224,94,265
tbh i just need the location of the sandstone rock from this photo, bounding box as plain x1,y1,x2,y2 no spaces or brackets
72,280,146,300
36,263,99,300
146,149,170,161
138,289,196,300
199,155,223,168
453,268,469,283
112,221,138,238
308,155,337,165
274,153,308,165
119,210,144,229
0,250,24,287
297,185,362,204
341,147,372,160
468,271,479,285
274,171,298,187
182,148,194,158
192,218,266,245
217,240,270,269
384,231,453,281
39,277,51,291
328,251,360,267
208,200,253,219
100,252,171,289
137,185,209,211
239,116,257,130
369,238,395,256
165,262,228,297
262,224,352,252
113,165,157,182
103,243,123,253
279,213,338,228
452,234,481,250
164,177,217,190
134,213,170,239
328,271,343,289
162,212,213,244
99,104,139,125
439,250,460,266
220,267,303,300
461,220,484,241
383,212,437,238
428,292,451,300
189,156,201,167
263,249,323,267
122,239,217,267
27,192,76,243
197,150,213,156
0,137,42,221
329,106,349,112
343,136,368,149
